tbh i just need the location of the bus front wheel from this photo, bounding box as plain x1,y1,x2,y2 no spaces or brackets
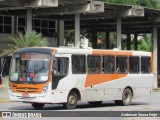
63,91,78,109
31,103,45,109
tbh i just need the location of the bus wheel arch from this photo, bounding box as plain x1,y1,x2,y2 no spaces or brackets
70,88,81,101
125,86,133,98
115,86,133,106
63,88,81,109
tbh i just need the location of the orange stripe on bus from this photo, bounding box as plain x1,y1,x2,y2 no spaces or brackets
92,50,132,56
85,74,128,88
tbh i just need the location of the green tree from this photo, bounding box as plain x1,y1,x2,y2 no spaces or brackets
64,29,92,46
1,30,48,56
64,29,75,45
138,35,152,52
136,0,157,8
109,32,117,49
97,32,105,49
106,0,137,5
104,0,158,9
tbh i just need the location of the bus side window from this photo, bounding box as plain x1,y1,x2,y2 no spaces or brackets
103,56,115,73
129,57,139,74
53,57,69,76
116,56,128,74
72,55,86,74
141,57,151,74
87,55,101,74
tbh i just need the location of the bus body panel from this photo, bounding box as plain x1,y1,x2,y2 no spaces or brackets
81,74,153,102
8,47,154,105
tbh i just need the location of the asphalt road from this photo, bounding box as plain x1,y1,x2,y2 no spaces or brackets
0,92,160,120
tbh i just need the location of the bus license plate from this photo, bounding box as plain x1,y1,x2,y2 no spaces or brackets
22,93,29,98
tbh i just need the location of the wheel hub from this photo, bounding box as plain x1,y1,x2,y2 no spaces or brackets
68,95,75,105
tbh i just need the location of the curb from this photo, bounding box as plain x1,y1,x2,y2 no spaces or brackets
0,99,11,103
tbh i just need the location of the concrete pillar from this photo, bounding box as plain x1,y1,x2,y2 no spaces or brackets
55,20,58,47
127,32,131,50
26,8,32,34
116,18,121,49
153,23,158,88
134,33,138,50
106,32,110,49
12,16,19,34
11,16,15,34
158,30,160,88
75,14,80,47
58,20,64,46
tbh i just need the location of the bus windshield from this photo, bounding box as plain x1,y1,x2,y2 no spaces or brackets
10,53,51,83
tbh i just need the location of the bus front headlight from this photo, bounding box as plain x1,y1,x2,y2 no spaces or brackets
41,84,48,94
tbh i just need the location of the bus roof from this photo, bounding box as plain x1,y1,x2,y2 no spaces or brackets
54,48,151,56
14,47,151,56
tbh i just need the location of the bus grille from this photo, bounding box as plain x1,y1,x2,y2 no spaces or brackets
14,87,38,93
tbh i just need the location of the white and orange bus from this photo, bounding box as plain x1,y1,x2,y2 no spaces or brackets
8,47,153,109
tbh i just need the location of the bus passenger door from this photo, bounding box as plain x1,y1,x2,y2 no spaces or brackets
52,56,69,90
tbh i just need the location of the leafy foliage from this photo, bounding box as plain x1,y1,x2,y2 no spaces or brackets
64,29,92,46
64,29,75,45
1,30,48,56
104,0,158,9
137,35,152,52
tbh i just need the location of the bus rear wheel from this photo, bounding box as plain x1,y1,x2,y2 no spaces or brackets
63,91,78,109
122,88,132,106
116,88,132,106
31,103,45,109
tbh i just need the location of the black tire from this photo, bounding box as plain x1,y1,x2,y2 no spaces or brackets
31,103,45,109
88,101,102,105
63,91,78,109
120,88,133,106
114,100,121,105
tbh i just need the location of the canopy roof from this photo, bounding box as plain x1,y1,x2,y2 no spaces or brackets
0,0,160,34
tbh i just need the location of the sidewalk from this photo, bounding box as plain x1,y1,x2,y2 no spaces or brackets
0,77,10,102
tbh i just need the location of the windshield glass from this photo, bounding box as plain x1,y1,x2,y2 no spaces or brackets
10,53,51,83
